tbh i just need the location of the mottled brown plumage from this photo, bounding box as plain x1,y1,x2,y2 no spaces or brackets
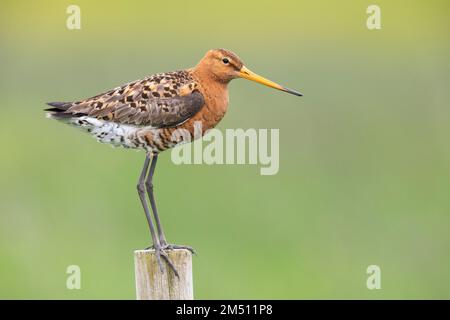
50,70,202,127
45,48,302,275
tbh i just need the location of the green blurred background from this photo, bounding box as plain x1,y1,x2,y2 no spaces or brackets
0,0,449,299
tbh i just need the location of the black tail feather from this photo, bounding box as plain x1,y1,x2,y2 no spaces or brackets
46,101,72,108
45,101,81,119
45,101,72,112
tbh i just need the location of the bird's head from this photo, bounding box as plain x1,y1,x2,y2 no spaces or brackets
195,48,302,97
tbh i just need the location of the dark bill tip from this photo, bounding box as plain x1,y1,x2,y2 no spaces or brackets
283,87,303,97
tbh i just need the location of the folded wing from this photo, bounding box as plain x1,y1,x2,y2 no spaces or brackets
46,70,205,128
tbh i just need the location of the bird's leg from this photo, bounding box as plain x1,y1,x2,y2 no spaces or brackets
145,155,167,245
137,154,178,276
145,155,196,255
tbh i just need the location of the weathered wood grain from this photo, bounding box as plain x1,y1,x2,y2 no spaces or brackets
134,249,193,300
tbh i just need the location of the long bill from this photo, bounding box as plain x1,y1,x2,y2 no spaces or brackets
239,66,303,97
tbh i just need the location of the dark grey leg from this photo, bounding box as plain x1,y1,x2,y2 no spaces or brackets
145,155,195,255
138,154,178,276
145,155,168,245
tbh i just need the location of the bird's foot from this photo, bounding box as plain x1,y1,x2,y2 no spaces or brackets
145,242,196,255
143,242,195,277
161,242,196,255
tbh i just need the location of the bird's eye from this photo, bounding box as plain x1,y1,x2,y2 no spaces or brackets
222,58,229,64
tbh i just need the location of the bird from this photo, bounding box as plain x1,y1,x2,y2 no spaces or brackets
45,48,302,276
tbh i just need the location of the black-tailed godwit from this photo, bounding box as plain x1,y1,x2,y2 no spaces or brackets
46,49,302,275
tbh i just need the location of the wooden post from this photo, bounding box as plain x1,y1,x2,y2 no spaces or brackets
134,249,193,300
